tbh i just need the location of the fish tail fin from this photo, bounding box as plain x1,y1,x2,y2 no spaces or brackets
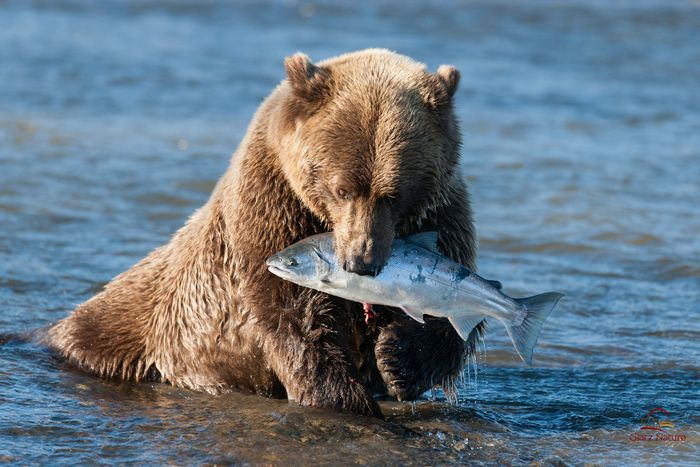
507,292,563,365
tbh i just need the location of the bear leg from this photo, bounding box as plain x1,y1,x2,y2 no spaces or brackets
266,332,383,418
262,292,383,418
375,312,484,401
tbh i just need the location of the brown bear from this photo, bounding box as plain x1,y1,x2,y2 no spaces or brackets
46,49,482,418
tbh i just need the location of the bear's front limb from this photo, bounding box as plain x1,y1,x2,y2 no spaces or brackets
263,291,383,418
376,178,483,400
375,313,483,401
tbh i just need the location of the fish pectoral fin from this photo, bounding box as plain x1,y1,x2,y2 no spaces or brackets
404,231,440,253
448,315,484,341
400,306,425,324
320,278,347,288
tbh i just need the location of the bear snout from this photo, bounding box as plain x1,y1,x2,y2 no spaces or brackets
333,195,395,276
340,235,391,276
345,255,383,276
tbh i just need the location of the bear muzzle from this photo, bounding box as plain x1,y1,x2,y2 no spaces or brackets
345,256,384,277
339,235,392,277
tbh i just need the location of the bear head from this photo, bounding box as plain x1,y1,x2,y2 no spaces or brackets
273,49,461,276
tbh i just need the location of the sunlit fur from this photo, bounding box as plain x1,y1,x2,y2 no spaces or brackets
45,49,482,417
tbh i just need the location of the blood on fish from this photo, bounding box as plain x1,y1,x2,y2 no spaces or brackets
363,302,377,324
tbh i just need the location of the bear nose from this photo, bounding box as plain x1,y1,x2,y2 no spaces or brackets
345,257,382,276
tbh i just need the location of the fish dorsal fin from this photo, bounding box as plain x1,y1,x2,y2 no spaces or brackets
400,306,425,324
405,231,439,253
486,279,503,290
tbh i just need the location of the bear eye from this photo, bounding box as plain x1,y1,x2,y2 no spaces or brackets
336,188,353,201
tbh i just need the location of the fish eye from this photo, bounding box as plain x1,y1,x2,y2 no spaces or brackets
286,257,298,267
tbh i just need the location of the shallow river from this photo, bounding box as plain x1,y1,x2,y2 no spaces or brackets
1,0,698,465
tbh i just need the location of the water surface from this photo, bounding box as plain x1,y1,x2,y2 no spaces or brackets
1,0,699,464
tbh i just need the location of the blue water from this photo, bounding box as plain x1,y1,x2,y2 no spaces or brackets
1,0,698,464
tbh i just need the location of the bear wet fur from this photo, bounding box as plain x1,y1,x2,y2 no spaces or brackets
46,49,483,417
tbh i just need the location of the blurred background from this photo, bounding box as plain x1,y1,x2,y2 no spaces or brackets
1,0,698,464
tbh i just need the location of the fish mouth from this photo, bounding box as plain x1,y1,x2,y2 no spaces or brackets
267,264,294,280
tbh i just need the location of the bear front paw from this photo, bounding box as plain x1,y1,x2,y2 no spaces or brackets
375,316,474,402
292,376,384,419
374,322,426,401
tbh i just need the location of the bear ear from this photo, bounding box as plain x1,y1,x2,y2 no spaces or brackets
284,53,331,101
436,65,460,99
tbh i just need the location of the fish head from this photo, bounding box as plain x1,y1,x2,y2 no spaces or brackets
266,236,335,287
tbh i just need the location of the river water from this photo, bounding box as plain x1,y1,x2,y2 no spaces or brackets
1,0,698,465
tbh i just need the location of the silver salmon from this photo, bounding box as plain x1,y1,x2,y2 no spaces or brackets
266,232,563,364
